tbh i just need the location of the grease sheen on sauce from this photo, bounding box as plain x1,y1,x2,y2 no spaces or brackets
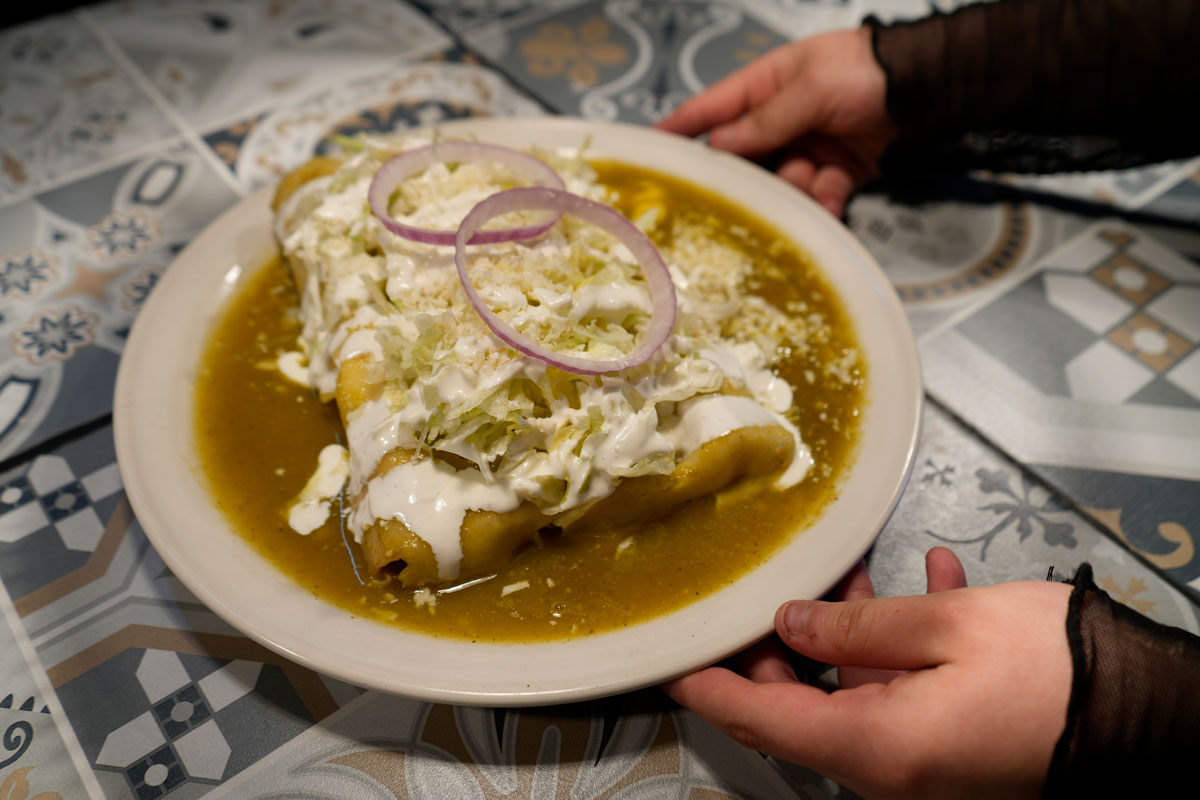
193,162,865,642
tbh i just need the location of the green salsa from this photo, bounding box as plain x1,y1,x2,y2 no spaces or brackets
193,162,864,642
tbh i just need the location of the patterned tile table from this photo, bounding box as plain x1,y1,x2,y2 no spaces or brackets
1,1,1197,798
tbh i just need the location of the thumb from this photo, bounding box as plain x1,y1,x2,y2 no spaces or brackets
775,592,967,670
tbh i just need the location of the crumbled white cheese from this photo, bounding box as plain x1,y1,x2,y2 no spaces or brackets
277,133,816,580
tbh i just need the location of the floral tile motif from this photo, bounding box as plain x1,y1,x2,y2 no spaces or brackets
0,139,240,462
465,0,789,124
0,12,179,203
921,221,1200,600
202,50,546,192
0,3,1195,799
870,403,1200,632
1,386,1194,800
0,577,96,798
846,188,1055,338
846,179,1111,339
89,0,453,131
1035,465,1200,597
881,405,1197,621
210,690,811,799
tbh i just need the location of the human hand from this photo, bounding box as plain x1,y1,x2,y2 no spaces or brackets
654,26,896,218
663,548,1073,800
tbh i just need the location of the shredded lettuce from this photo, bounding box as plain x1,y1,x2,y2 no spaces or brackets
608,452,675,478
283,130,811,517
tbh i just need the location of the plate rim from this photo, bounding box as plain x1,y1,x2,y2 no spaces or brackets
114,117,922,706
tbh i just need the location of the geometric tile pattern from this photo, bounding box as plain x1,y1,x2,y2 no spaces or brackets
2,1,1199,798
92,650,251,791
923,222,1200,598
949,223,1200,408
0,406,1193,798
0,433,125,598
208,405,1200,800
0,421,363,797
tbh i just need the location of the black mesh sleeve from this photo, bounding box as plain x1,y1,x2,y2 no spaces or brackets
869,0,1200,174
1042,564,1200,796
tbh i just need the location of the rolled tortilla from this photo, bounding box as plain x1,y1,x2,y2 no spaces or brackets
359,423,794,586
275,152,808,588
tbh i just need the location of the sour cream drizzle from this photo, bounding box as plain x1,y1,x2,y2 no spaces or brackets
287,444,350,535
351,457,521,580
279,136,816,580
664,394,813,489
333,340,812,581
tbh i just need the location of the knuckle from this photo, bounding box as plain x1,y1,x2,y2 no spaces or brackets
924,591,975,637
946,593,993,643
721,708,767,755
827,600,878,656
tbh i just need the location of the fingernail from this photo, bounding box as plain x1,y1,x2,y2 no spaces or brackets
783,600,818,638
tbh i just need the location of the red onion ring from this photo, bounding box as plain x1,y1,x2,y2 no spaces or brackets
368,141,565,246
455,187,677,375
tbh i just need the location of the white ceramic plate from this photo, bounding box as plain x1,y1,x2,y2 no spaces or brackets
114,117,921,706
